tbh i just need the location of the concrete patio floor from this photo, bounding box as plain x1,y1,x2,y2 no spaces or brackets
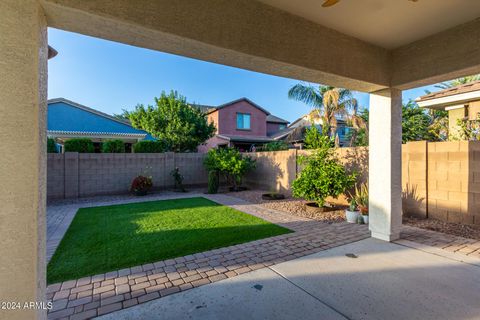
97,238,480,320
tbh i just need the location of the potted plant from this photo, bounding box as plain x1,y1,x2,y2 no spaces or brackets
345,198,360,223
349,183,368,224
130,175,153,196
292,135,357,213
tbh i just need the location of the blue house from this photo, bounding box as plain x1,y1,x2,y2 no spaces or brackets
47,98,153,152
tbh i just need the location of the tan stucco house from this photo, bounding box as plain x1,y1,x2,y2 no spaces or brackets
416,80,480,138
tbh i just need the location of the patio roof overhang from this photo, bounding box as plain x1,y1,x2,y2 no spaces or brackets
40,0,480,92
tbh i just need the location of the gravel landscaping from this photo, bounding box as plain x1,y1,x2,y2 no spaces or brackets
226,190,347,223
403,216,480,241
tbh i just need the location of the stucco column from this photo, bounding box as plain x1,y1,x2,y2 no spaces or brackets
0,1,48,319
368,88,402,241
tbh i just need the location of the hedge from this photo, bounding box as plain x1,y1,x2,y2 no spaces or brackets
64,138,94,153
47,138,57,153
133,141,166,153
102,139,125,153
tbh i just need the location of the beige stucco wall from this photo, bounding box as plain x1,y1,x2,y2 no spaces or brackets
0,1,47,319
449,107,465,139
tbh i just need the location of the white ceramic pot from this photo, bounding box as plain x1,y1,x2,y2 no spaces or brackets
345,210,360,223
362,215,369,224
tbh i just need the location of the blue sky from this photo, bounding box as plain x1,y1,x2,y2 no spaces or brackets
48,28,438,122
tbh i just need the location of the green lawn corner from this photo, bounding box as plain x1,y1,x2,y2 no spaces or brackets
47,197,292,284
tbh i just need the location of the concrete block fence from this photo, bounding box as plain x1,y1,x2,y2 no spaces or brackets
47,152,208,200
48,141,480,224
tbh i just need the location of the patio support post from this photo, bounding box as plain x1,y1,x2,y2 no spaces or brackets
0,1,48,319
368,88,402,241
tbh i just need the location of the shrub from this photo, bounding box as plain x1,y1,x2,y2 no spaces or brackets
47,138,57,153
262,141,289,151
102,139,125,153
349,183,368,215
64,138,94,153
170,167,186,192
292,137,356,207
133,140,167,153
204,148,255,191
130,175,153,195
207,170,219,194
304,126,334,149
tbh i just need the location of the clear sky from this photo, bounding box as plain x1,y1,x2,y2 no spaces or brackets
48,28,439,123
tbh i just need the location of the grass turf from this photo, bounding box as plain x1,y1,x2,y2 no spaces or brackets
47,197,291,284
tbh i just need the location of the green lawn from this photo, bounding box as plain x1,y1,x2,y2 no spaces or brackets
47,197,291,284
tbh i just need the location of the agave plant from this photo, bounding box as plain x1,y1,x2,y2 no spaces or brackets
349,183,368,215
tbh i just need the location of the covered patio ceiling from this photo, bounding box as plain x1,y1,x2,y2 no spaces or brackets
41,0,480,92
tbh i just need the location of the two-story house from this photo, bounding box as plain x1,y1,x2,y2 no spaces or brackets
195,98,289,152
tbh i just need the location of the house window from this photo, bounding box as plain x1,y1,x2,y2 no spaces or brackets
279,124,286,130
236,113,251,130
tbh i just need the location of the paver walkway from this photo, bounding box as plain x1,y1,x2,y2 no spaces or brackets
46,193,369,320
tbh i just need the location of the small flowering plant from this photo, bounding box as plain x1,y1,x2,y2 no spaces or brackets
130,167,153,196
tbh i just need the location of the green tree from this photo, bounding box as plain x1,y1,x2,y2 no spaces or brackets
292,136,356,207
435,74,480,90
303,126,333,149
125,91,216,152
288,84,356,138
402,100,432,143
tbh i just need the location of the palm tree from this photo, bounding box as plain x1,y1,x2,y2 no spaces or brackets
435,74,480,89
288,84,357,138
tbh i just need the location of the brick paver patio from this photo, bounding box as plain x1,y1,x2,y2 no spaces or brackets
46,192,369,319
399,225,480,262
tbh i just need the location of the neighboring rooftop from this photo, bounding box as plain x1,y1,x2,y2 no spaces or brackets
266,114,289,124
47,98,153,140
416,80,480,109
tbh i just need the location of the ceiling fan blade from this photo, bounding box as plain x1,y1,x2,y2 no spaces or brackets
322,0,340,7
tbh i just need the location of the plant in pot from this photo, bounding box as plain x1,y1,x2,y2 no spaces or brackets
130,173,153,196
351,183,369,224
292,135,357,213
345,197,360,223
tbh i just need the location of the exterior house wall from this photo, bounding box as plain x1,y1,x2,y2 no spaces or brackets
266,122,285,136
217,100,267,136
448,107,465,138
207,111,220,133
197,135,229,153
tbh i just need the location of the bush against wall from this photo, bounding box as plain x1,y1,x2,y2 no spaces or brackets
261,141,289,151
64,138,94,153
133,141,167,153
102,139,125,153
292,135,356,207
204,147,255,191
47,138,57,153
